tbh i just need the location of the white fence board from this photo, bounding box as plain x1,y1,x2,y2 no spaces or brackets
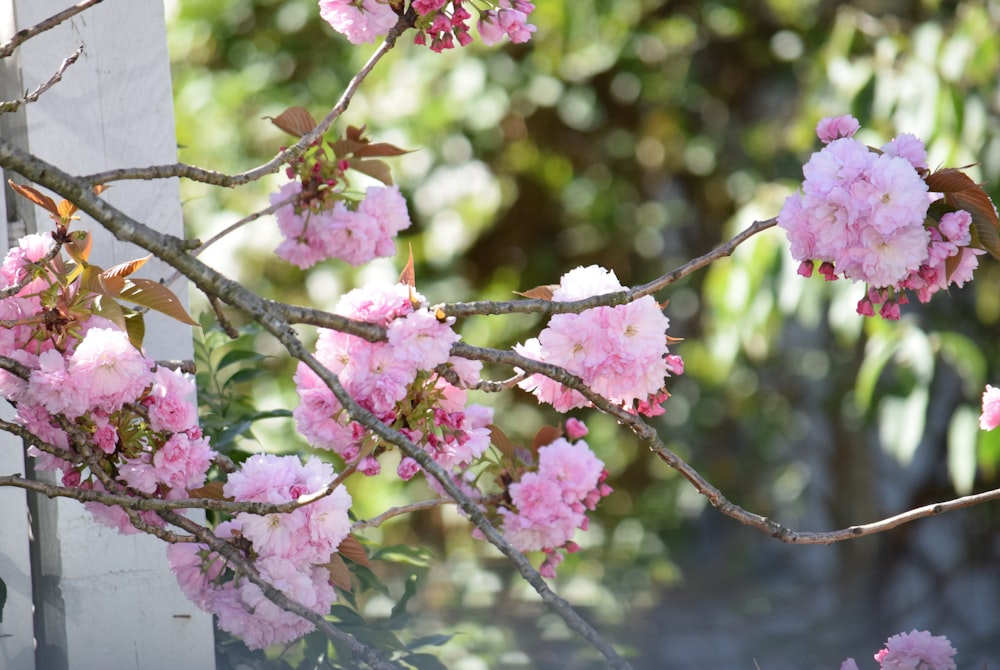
0,1,216,668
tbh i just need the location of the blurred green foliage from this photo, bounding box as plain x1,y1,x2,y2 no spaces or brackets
170,0,1000,666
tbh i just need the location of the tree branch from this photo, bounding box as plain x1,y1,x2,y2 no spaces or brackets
0,139,633,670
81,13,416,189
0,0,103,59
0,45,84,114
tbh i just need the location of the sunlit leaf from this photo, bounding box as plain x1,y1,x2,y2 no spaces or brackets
8,180,58,216
187,481,227,499
266,106,317,138
119,278,199,326
91,293,127,332
103,255,151,281
64,230,92,265
123,310,146,350
398,246,416,287
515,285,557,300
56,199,78,221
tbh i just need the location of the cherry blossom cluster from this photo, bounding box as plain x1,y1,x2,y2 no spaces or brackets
318,0,536,50
841,629,957,670
514,265,683,415
168,454,352,650
778,115,985,320
293,281,493,479
271,180,411,269
494,420,612,578
0,232,214,533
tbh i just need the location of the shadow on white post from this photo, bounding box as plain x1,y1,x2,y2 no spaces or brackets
0,2,216,669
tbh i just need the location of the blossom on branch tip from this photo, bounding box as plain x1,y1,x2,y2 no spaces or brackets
515,265,680,415
779,116,990,319
980,384,1000,430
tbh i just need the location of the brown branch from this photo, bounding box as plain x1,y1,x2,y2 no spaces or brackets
352,498,452,530
0,44,84,114
82,13,416,189
632,217,778,298
439,218,778,319
0,0,103,59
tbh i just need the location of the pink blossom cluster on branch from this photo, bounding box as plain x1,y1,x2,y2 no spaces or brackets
841,629,957,670
515,265,683,415
318,0,536,50
497,423,612,578
272,181,411,269
168,454,352,650
0,231,214,534
293,281,493,478
778,115,989,320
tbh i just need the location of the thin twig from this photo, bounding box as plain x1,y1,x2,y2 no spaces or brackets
0,44,84,114
82,13,416,188
439,218,778,318
0,0,103,59
352,498,452,530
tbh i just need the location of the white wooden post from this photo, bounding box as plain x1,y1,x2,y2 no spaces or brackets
0,1,216,669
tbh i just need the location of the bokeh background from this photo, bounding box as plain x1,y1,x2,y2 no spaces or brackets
165,1,1000,667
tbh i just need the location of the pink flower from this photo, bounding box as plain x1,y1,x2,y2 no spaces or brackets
816,115,860,143
319,0,397,45
28,349,89,418
564,417,588,440
68,327,153,414
882,133,929,170
386,308,459,371
146,367,199,433
874,630,957,670
980,384,1000,430
537,438,604,503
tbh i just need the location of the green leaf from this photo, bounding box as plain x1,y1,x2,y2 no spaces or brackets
217,348,266,371
405,634,452,651
947,407,979,495
371,545,435,568
403,653,448,670
328,604,368,627
387,574,419,629
224,368,266,386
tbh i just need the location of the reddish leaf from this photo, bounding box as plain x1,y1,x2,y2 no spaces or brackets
489,424,519,463
531,425,563,453
349,158,393,185
103,255,151,281
187,481,228,499
398,246,416,287
8,181,58,216
56,199,78,221
266,106,317,138
338,534,370,567
947,189,1000,260
324,553,354,592
353,142,412,158
119,278,200,326
329,137,369,157
345,125,368,143
925,167,978,193
515,285,557,301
